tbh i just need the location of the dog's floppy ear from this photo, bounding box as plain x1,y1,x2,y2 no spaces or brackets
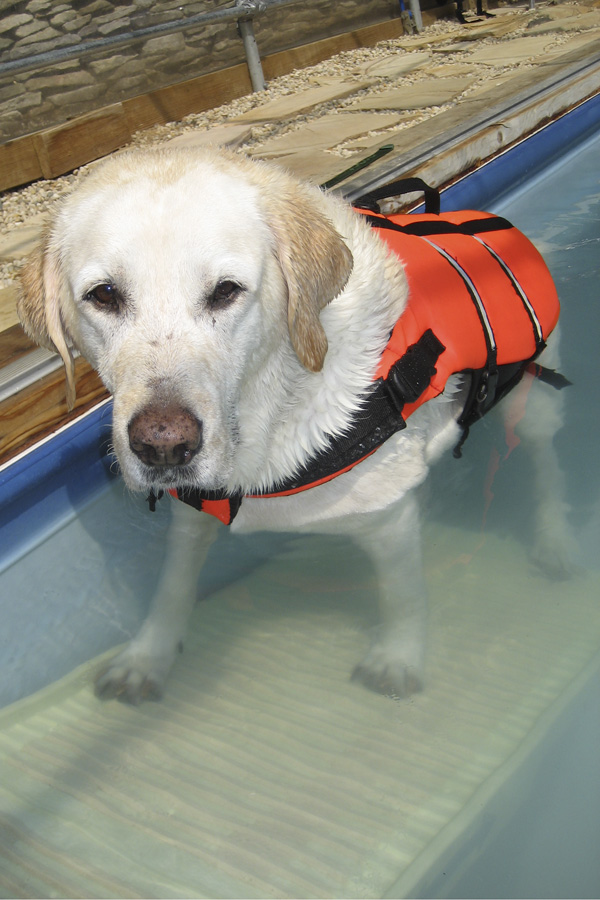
18,239,76,409
266,186,353,372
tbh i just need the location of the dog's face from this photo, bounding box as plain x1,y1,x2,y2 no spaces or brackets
18,149,353,493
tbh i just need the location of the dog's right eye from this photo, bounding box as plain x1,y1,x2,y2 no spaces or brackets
209,280,242,310
84,283,123,311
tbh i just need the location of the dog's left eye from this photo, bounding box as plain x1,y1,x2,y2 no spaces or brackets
209,280,242,309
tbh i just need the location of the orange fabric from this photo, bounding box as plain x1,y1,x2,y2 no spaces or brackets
259,209,560,496
367,208,559,386
168,488,236,524
201,499,236,525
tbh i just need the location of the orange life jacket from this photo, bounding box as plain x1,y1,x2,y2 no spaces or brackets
161,192,563,525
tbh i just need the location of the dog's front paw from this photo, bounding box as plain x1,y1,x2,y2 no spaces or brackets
352,634,424,698
95,643,178,704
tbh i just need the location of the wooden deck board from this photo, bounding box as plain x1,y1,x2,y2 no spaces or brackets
0,359,108,466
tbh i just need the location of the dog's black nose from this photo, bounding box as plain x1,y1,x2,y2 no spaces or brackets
128,404,202,467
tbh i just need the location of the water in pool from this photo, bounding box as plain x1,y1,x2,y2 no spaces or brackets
0,123,598,898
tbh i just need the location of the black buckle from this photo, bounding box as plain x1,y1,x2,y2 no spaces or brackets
147,488,164,512
384,329,445,413
473,368,499,416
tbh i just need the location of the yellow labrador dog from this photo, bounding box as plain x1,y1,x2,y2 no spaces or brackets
18,147,571,703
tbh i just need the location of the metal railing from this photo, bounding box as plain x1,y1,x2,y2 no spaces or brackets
0,0,296,86
0,0,422,91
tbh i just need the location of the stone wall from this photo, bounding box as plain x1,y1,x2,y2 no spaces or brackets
0,0,400,142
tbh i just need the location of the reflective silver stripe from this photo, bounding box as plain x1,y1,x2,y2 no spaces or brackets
473,235,544,345
422,237,497,353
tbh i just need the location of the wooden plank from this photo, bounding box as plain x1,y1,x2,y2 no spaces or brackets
0,357,108,465
124,62,254,127
120,93,169,135
263,19,405,79
0,135,43,191
31,104,132,180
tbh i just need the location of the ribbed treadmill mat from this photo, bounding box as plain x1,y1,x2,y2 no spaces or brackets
1,524,598,899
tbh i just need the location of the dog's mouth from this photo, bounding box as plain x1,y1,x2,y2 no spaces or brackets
108,446,197,491
128,456,231,496
137,463,203,491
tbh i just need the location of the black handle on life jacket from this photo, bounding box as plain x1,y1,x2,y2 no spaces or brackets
354,177,441,215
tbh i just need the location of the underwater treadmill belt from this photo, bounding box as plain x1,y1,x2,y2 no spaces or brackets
0,522,598,899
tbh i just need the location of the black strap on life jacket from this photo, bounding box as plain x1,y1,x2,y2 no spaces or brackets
251,328,446,495
354,176,442,215
361,213,515,238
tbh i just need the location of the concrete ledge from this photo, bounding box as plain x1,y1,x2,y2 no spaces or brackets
345,41,600,200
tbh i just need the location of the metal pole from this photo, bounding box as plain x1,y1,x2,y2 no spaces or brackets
0,0,295,78
409,0,423,32
237,14,266,92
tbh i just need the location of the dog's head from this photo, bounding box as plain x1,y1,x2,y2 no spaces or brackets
18,148,353,492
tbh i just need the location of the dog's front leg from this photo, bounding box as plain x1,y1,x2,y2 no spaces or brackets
95,499,220,703
351,490,426,698
505,329,576,579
